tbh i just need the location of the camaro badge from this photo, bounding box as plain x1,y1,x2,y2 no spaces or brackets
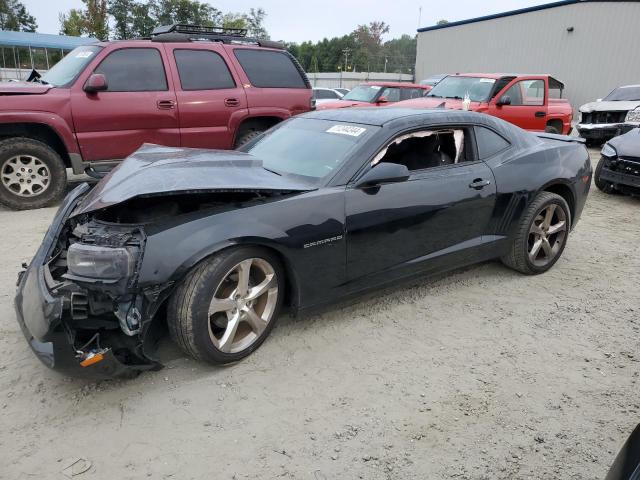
303,235,343,249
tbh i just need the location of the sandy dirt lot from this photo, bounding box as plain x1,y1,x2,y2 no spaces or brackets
1,150,638,480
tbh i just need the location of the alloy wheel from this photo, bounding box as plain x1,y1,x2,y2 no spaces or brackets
207,258,279,354
1,155,51,197
527,203,567,267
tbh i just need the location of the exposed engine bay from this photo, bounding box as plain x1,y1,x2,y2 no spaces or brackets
42,190,293,375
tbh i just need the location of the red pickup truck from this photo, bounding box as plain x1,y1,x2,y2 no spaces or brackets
0,24,312,210
395,73,573,135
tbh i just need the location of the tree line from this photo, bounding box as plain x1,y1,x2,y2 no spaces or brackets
58,0,268,40
286,22,417,75
0,0,37,31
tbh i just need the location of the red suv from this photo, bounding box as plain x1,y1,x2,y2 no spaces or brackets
0,24,312,210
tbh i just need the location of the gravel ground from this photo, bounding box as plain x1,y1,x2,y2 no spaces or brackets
0,151,638,480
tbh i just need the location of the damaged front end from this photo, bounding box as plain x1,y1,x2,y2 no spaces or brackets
15,184,164,378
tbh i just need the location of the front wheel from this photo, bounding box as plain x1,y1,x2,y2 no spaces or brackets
167,247,284,364
502,192,571,275
0,138,67,210
594,156,618,194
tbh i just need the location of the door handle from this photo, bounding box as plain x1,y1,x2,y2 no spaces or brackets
535,111,546,118
469,178,491,190
157,100,175,110
224,98,240,107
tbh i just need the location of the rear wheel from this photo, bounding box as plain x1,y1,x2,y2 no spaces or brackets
502,192,571,275
0,138,67,210
167,247,284,364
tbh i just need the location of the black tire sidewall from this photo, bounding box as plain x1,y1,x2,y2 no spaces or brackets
545,125,560,134
522,195,571,274
594,156,615,193
0,138,67,210
188,247,285,364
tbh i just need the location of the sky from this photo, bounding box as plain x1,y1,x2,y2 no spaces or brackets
22,0,559,43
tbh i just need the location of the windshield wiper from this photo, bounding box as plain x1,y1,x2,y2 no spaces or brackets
263,166,282,176
445,96,463,100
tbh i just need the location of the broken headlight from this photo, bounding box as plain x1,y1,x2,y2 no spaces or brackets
601,143,617,159
625,108,640,123
67,243,134,280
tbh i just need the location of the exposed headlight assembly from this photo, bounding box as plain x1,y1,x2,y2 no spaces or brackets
601,143,617,158
625,108,640,123
67,243,134,280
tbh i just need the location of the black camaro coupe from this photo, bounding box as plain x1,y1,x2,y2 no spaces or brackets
15,108,592,378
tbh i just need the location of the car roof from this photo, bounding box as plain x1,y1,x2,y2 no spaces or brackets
303,106,493,127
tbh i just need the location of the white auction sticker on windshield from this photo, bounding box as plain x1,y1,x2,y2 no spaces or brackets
480,78,496,83
75,51,93,58
326,125,367,137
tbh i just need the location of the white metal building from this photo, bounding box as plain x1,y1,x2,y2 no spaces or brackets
415,1,640,112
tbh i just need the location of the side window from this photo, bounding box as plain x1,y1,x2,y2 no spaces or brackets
234,49,307,88
474,126,510,159
503,79,544,106
315,89,332,99
174,49,235,90
95,48,167,92
374,128,470,172
380,87,401,102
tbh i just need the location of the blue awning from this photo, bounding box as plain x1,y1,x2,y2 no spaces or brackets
0,30,97,49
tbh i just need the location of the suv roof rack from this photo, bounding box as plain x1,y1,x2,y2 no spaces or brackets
150,23,284,49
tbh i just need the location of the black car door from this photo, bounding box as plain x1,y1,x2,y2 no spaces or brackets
344,126,497,287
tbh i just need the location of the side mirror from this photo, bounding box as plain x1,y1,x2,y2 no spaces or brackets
356,163,410,188
84,73,108,93
377,96,389,104
605,424,640,480
496,95,512,106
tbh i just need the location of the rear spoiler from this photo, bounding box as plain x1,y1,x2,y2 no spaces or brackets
535,132,585,144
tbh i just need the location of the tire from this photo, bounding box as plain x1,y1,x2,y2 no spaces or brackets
167,247,285,364
501,192,571,275
544,125,560,134
234,129,264,149
594,156,618,194
0,138,67,210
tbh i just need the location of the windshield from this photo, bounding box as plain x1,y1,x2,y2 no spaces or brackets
604,86,640,102
427,76,496,102
41,45,102,87
242,118,376,183
342,85,383,102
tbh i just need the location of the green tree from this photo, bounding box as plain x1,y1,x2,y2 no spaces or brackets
0,0,37,32
130,1,155,37
245,7,268,39
151,0,221,27
436,19,449,25
84,0,109,40
108,0,134,39
59,9,85,36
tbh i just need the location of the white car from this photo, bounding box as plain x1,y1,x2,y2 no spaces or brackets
313,87,344,105
577,85,640,145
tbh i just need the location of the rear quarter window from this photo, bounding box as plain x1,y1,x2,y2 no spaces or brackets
234,49,308,89
475,126,511,159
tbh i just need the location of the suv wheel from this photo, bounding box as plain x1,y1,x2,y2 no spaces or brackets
234,129,264,149
0,138,67,210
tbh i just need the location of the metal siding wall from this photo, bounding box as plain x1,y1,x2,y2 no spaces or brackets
416,2,640,113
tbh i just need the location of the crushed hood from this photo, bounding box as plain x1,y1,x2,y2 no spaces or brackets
580,100,640,113
73,144,314,216
609,127,640,157
0,81,52,95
